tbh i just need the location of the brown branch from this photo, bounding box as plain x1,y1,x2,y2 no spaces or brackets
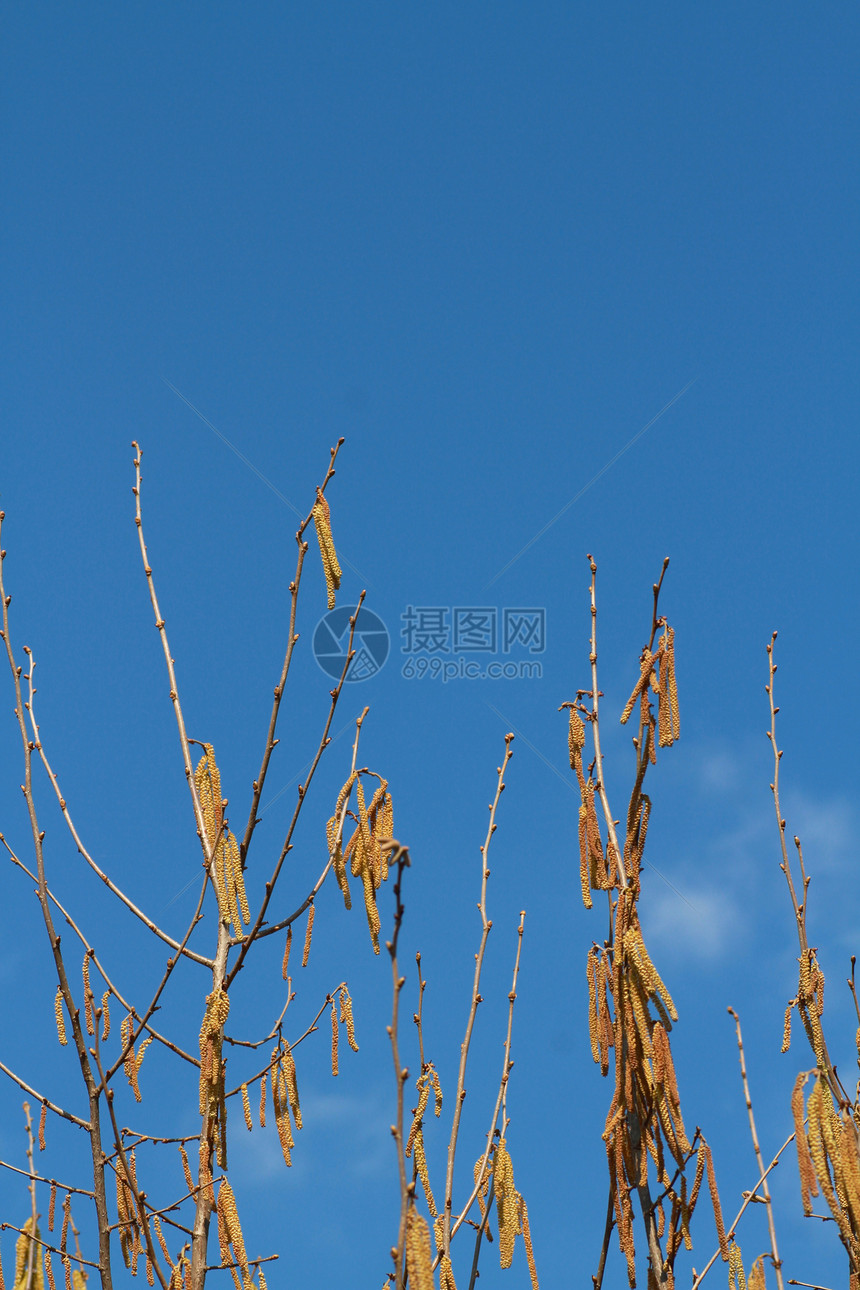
225,593,367,987
384,843,413,1290
238,438,344,866
441,735,514,1264
0,1059,90,1132
727,1007,784,1290
585,556,626,888
444,910,527,1258
2,841,199,1070
0,1155,94,1198
245,706,371,947
0,1222,103,1271
22,651,212,968
0,522,115,1286
691,1128,798,1289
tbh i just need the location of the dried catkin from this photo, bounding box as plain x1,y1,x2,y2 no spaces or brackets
54,988,67,1047
44,1250,56,1290
404,1208,434,1290
38,1101,47,1151
101,991,111,1041
48,1182,57,1231
301,903,315,968
311,490,342,610
241,1084,253,1132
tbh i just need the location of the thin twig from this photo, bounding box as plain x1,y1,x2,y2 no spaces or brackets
727,1007,784,1290
225,592,367,987
384,844,413,1290
691,1128,798,1289
442,734,514,1264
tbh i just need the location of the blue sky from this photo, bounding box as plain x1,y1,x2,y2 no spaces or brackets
1,4,858,1286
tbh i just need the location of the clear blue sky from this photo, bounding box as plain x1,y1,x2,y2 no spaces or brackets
2,4,858,1286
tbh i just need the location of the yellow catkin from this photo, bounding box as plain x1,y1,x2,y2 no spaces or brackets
82,955,94,1037
282,1043,301,1129
228,831,250,926
101,991,111,1041
587,950,601,1063
38,1102,47,1152
579,805,593,909
153,1216,174,1268
413,1129,436,1216
428,1065,443,1116
620,650,656,726
329,816,352,910
301,903,315,968
217,1180,251,1289
360,860,381,954
439,1254,458,1290
179,1144,194,1194
664,626,680,741
281,926,292,981
259,1073,267,1129
747,1256,766,1290
271,1051,294,1167
330,1000,339,1077
198,987,230,1114
258,1272,267,1290
14,1219,45,1290
702,1139,728,1261
568,707,586,769
45,1250,55,1290
54,988,67,1047
404,1208,434,1290
493,1140,520,1270
241,1084,253,1132
792,1073,817,1214
728,1238,746,1290
311,491,342,610
781,1002,793,1053
406,1082,430,1157
518,1196,539,1290
339,987,359,1052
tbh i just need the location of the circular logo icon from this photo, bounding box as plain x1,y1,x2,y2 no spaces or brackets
312,605,390,682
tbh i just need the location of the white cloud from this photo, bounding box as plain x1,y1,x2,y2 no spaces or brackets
641,883,743,961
